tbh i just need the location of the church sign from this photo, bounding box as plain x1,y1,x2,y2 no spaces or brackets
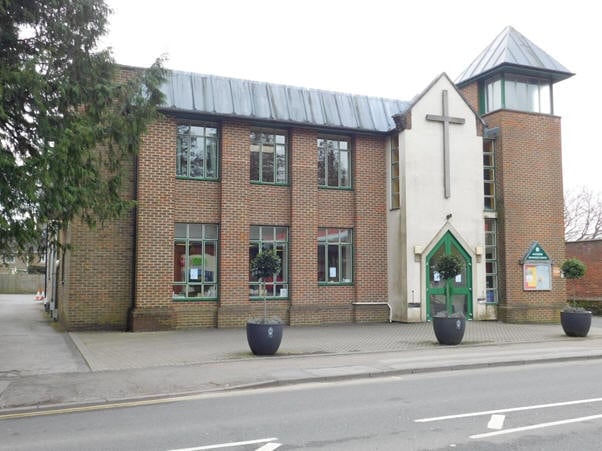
521,242,551,291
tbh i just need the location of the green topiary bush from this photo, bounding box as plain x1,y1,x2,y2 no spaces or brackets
562,258,587,308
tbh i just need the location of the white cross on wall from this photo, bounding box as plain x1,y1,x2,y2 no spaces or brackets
426,90,465,198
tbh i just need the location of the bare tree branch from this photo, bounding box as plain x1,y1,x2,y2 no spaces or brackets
565,186,602,241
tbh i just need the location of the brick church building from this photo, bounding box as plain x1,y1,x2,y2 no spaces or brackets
46,26,574,331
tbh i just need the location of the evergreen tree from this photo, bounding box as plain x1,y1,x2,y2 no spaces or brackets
0,0,166,257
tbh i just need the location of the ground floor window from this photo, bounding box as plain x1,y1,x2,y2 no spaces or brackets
485,218,498,303
318,228,353,283
249,226,289,298
173,223,218,299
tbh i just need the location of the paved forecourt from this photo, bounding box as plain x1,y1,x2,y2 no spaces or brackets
2,294,602,411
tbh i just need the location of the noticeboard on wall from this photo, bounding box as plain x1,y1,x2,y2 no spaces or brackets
522,242,552,291
523,263,551,291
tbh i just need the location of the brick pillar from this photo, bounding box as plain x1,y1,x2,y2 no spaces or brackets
353,135,389,321
131,116,176,330
217,121,251,327
289,128,320,324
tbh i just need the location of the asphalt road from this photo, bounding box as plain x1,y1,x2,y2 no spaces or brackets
3,359,602,450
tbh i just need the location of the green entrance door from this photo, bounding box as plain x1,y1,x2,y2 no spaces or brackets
426,232,472,320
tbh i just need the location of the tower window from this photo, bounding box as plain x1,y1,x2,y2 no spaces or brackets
483,139,495,211
482,75,552,114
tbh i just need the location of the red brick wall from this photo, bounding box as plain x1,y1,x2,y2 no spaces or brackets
131,115,176,330
566,240,602,301
461,80,567,322
459,83,479,113
354,135,388,303
173,181,221,222
216,121,251,327
486,110,566,322
62,115,391,330
58,147,136,330
289,128,320,324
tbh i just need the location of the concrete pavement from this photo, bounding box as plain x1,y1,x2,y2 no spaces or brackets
2,293,602,412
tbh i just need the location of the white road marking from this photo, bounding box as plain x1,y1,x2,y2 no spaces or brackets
255,443,282,451
487,414,505,430
471,413,602,439
168,437,278,451
414,396,602,422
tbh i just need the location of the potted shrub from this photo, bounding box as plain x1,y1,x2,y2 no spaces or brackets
560,258,590,337
246,248,284,355
432,253,466,345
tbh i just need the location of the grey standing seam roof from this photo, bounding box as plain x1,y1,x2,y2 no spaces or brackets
160,71,411,133
456,26,573,85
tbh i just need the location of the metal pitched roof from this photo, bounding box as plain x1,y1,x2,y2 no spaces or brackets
160,71,411,133
456,26,573,86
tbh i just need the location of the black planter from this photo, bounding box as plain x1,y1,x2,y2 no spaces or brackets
560,310,592,337
246,321,284,355
432,316,465,345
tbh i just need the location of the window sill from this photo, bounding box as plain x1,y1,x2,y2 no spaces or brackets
250,297,289,301
176,176,220,182
172,297,218,302
319,282,353,286
250,181,289,187
318,186,353,191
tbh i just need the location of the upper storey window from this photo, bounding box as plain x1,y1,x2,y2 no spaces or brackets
318,137,351,189
483,75,551,114
176,125,219,180
250,130,287,185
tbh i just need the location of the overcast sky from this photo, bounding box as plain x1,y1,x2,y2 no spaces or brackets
101,0,601,193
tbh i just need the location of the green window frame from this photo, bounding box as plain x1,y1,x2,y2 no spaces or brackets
483,139,495,210
318,137,351,189
318,228,353,284
176,124,219,180
249,226,289,298
250,131,287,184
391,134,400,209
173,223,218,300
485,218,498,303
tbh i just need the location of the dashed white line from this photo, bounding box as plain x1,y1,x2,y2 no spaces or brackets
471,414,602,439
487,414,505,430
255,442,282,451
414,396,602,423
168,437,279,451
